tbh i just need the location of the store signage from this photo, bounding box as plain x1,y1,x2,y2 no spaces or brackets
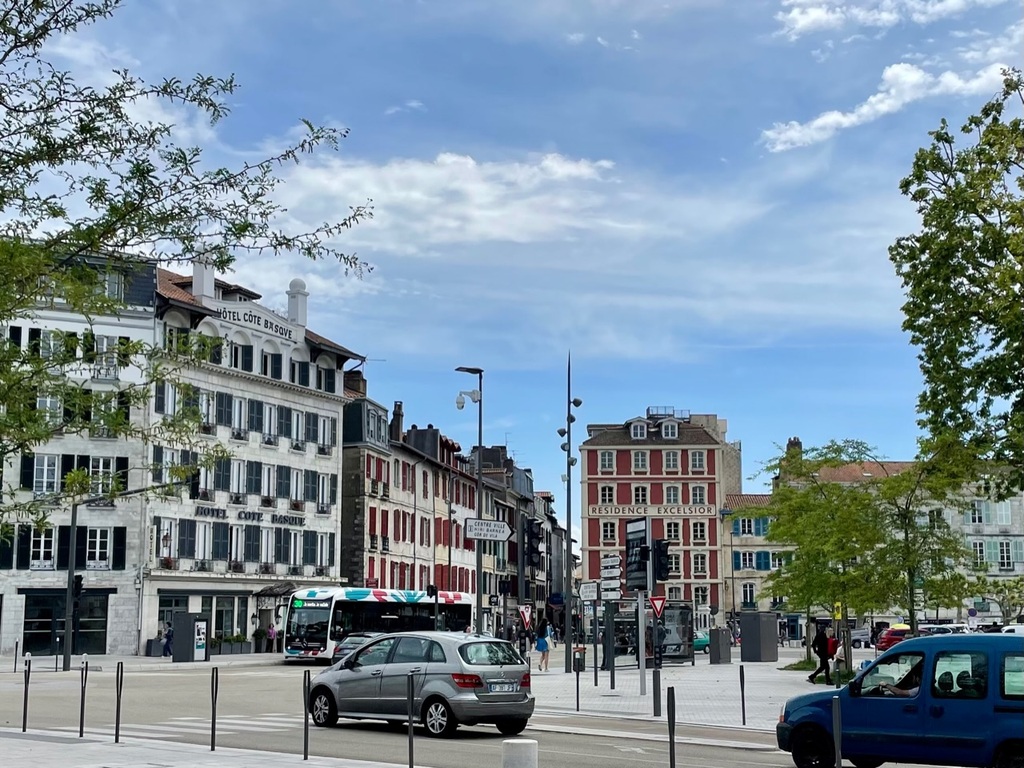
292,598,331,609
196,507,306,527
216,306,296,341
195,505,228,519
589,505,716,517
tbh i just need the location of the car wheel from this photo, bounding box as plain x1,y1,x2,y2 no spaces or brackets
703,646,710,654
852,640,862,648
309,687,338,728
496,718,528,736
422,698,458,738
850,759,883,768
790,725,834,768
994,744,1024,768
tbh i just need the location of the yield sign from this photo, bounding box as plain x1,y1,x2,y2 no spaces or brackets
519,604,533,629
649,595,667,619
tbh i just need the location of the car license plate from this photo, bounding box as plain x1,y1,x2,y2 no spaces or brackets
489,683,516,693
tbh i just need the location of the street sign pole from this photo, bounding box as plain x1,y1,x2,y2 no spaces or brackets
638,590,646,696
593,599,599,687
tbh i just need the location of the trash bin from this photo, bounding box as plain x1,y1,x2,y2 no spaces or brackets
739,612,780,663
709,627,732,664
572,646,586,672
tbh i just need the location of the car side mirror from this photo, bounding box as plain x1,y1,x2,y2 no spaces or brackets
343,657,355,670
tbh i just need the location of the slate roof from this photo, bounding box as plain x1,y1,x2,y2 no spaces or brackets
581,424,721,447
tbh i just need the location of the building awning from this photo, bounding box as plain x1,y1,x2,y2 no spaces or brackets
254,581,299,598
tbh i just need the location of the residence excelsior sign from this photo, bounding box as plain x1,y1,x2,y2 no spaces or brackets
216,306,296,341
588,505,717,517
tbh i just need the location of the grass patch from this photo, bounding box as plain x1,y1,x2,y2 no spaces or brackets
781,658,816,671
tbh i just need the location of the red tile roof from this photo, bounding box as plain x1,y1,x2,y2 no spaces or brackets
167,273,261,300
814,462,916,483
725,493,773,509
156,268,201,306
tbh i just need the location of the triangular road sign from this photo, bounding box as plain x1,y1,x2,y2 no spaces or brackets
519,604,533,629
649,595,667,619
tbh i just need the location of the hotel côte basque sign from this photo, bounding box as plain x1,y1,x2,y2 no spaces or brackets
588,505,717,517
215,306,296,341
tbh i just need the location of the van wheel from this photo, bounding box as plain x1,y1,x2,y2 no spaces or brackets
790,726,834,768
994,744,1024,768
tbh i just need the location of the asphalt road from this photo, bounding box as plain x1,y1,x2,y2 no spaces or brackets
0,665,791,768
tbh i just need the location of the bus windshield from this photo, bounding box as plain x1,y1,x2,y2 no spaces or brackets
286,601,331,650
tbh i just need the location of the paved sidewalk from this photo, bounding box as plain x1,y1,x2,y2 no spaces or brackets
0,652,282,674
0,728,413,768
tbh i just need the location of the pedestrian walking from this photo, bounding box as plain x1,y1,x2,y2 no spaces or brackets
162,621,174,658
808,627,833,685
535,619,553,671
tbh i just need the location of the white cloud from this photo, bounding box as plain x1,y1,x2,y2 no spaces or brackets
955,20,1024,64
762,62,1005,151
596,36,610,47
565,32,587,44
384,99,426,116
774,0,1012,40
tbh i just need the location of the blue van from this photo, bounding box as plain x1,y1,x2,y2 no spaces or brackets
776,634,1024,768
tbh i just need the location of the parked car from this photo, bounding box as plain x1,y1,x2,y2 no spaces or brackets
849,628,871,648
331,632,383,663
1001,625,1024,636
693,632,710,654
777,633,1024,768
308,631,534,737
874,624,912,652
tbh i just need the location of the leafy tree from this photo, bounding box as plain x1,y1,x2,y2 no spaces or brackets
972,576,1024,625
0,0,371,527
890,69,1024,494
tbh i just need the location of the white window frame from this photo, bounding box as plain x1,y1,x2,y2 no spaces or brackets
740,518,754,536
318,533,331,567
740,551,754,569
260,528,274,563
229,525,244,561
318,474,330,507
972,540,985,566
668,586,682,600
291,468,303,501
599,451,614,472
741,582,756,604
691,520,706,542
37,393,62,426
996,503,1012,526
231,397,245,430
38,329,57,359
86,527,110,569
664,450,679,471
633,450,648,472
320,415,333,446
771,551,785,570
970,501,984,525
229,460,245,494
261,465,274,498
198,389,214,425
601,521,616,542
599,485,614,504
694,585,709,605
30,528,55,569
662,422,678,439
631,423,646,440
668,553,680,573
691,450,706,472
290,530,302,566
692,553,707,575
691,485,706,505
665,485,680,505
633,485,648,505
34,454,59,496
90,456,114,495
665,521,681,541
263,403,277,437
999,540,1013,569
101,271,124,301
195,522,212,561
292,411,304,442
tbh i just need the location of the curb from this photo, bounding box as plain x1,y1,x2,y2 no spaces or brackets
524,723,779,752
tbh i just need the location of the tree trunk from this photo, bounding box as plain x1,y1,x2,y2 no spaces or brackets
907,567,917,634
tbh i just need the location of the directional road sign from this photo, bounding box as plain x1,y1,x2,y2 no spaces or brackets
600,566,621,579
601,554,621,567
465,519,513,541
600,579,621,590
649,595,667,619
518,604,532,629
579,581,599,602
601,590,622,601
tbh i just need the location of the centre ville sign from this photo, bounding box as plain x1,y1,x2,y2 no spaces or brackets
588,505,717,517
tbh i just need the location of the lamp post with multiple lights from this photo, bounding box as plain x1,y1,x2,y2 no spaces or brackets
558,355,583,673
456,366,484,634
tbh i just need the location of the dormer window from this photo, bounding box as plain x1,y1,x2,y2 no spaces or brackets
631,422,647,440
662,422,678,439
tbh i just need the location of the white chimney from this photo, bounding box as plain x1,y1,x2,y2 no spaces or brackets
193,257,216,300
287,278,309,327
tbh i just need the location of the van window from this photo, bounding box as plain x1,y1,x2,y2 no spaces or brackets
1002,653,1024,699
861,652,924,697
932,651,988,699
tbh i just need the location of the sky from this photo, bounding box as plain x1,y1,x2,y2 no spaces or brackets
49,0,1022,534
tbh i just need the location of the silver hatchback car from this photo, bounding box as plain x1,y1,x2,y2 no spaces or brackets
308,631,534,738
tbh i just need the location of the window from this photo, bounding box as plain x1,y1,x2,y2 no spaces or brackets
164,326,189,353
691,450,705,472
668,553,680,573
740,551,754,569
602,521,616,542
860,652,925,698
633,485,648,505
668,586,682,600
662,422,677,439
38,329,58,359
231,397,245,430
771,552,785,570
1002,653,1024,699
933,651,988,699
99,271,123,300
691,485,706,505
228,460,245,495
292,411,304,442
970,502,984,525
34,454,59,496
666,521,681,541
972,541,985,566
30,528,55,569
694,585,709,605
291,469,303,501
692,553,707,575
631,423,646,440
633,451,648,472
600,485,614,504
318,474,331,509
263,403,277,437
36,393,62,426
691,520,706,542
1000,541,1013,569
741,583,756,604
664,450,679,471
86,528,110,569
665,485,680,505
599,451,614,472
996,502,1012,526
740,518,754,536
90,456,113,494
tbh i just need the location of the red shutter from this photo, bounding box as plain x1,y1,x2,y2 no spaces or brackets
651,483,664,505
365,455,371,477
381,510,389,537
616,483,630,504
380,559,387,588
368,507,377,535
587,483,598,505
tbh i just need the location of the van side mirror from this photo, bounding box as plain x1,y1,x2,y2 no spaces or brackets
848,679,862,697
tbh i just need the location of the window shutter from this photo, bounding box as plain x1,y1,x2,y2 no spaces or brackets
277,465,290,498
733,551,741,571
152,445,164,482
298,362,310,387
278,406,291,438
154,381,166,413
330,474,338,504
274,528,284,563
331,418,338,446
20,453,34,490
64,332,79,359
732,519,740,536
75,526,87,570
215,392,232,426
985,540,999,563
16,526,32,570
246,461,262,494
244,525,260,562
8,325,22,348
983,504,993,524
115,456,129,490
213,457,230,491
186,452,201,499
324,368,336,393
0,533,13,569
756,551,770,571
27,327,41,356
112,527,127,570
82,331,96,363
241,345,254,372
328,533,336,567
117,336,131,367
152,516,161,558
209,337,223,365
60,454,75,487
212,523,229,559
303,530,317,565
248,400,263,432
270,353,283,380
306,414,317,444
55,525,70,569
178,520,189,559
1013,540,1024,564
304,469,317,501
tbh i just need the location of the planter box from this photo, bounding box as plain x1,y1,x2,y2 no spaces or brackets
240,642,252,654
209,645,221,656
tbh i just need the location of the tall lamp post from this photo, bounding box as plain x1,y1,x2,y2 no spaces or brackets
558,354,583,673
719,507,737,639
456,366,484,634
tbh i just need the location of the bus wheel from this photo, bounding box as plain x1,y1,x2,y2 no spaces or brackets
309,687,338,727
422,698,458,738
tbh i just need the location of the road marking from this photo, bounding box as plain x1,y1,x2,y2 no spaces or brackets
616,746,648,753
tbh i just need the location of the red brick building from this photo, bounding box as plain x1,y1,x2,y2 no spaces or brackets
579,407,742,630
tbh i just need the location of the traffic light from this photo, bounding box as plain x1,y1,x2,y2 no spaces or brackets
653,539,670,582
73,574,84,598
526,520,543,568
426,584,437,598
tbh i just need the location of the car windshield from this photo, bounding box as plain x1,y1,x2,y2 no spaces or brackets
458,641,523,666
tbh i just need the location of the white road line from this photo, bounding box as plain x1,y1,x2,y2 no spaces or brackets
54,724,220,735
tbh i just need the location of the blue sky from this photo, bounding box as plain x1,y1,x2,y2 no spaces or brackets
56,0,1021,532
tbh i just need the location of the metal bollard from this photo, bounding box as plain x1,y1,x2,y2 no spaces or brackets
210,666,219,751
739,664,746,726
653,668,661,717
407,671,415,768
13,640,18,673
574,651,581,712
502,738,538,768
22,655,31,733
115,662,124,743
667,687,677,768
79,656,89,737
303,669,310,760
831,695,842,768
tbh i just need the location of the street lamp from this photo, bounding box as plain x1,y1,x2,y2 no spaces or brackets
558,354,583,673
719,507,737,640
456,365,484,634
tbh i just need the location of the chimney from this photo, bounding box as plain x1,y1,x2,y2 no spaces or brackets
343,369,366,397
286,278,309,327
786,436,803,458
390,401,404,442
193,257,216,300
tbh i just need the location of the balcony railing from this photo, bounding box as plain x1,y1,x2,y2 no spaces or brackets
369,479,379,496
381,483,390,499
200,422,216,435
261,433,279,447
381,536,390,553
160,556,178,570
92,364,119,381
315,565,329,577
369,534,378,550
259,562,275,575
740,601,757,611
229,492,246,505
288,564,304,576
316,503,331,515
198,488,214,501
317,443,333,456
289,499,305,512
229,560,245,573
230,428,249,441
291,440,306,452
260,496,275,508
194,559,211,572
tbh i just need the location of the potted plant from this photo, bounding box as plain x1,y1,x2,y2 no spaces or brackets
252,627,266,654
239,632,253,655
209,636,222,656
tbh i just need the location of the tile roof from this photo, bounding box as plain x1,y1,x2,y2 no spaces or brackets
725,493,773,509
156,268,201,306
305,328,364,362
168,273,261,300
581,425,721,447
813,462,916,483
